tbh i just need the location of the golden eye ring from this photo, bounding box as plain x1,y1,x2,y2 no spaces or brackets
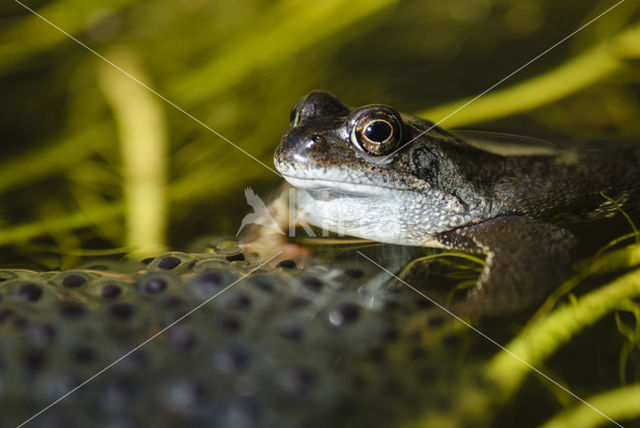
350,108,403,156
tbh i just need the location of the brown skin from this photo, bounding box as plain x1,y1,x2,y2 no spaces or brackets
244,91,640,315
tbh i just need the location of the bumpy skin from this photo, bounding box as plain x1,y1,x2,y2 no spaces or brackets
274,91,640,314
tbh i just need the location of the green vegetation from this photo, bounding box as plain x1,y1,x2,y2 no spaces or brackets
2,0,640,426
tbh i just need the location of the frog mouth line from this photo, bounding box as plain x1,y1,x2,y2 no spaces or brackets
282,174,410,193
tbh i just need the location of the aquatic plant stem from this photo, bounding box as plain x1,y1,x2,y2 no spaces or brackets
0,162,268,247
418,23,640,127
540,383,640,428
0,123,112,194
0,200,124,246
533,243,640,321
97,48,168,257
485,264,640,400
1,0,136,74
171,0,400,105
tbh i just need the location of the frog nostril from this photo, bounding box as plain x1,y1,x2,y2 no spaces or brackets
303,135,325,150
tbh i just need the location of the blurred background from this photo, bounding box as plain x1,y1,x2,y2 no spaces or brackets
1,0,639,269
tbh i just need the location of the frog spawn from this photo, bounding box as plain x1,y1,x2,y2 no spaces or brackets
0,242,486,427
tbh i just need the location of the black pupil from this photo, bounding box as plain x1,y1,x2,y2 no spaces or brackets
364,120,392,143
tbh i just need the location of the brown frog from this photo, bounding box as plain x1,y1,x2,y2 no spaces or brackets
244,91,640,314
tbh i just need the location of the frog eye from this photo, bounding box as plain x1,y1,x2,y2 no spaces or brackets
350,107,403,156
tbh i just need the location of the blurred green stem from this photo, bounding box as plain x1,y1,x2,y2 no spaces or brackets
532,243,640,322
418,23,640,127
540,383,640,428
0,200,124,246
3,12,640,249
0,0,135,74
97,48,168,257
0,123,112,194
415,254,640,428
485,251,640,400
171,0,399,105
0,161,268,247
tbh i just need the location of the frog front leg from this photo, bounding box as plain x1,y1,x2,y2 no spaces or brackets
238,184,312,264
433,216,577,315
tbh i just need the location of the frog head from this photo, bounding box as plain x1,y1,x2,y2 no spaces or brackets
274,91,493,244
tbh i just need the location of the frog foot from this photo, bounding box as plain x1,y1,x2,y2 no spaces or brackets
435,216,577,316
